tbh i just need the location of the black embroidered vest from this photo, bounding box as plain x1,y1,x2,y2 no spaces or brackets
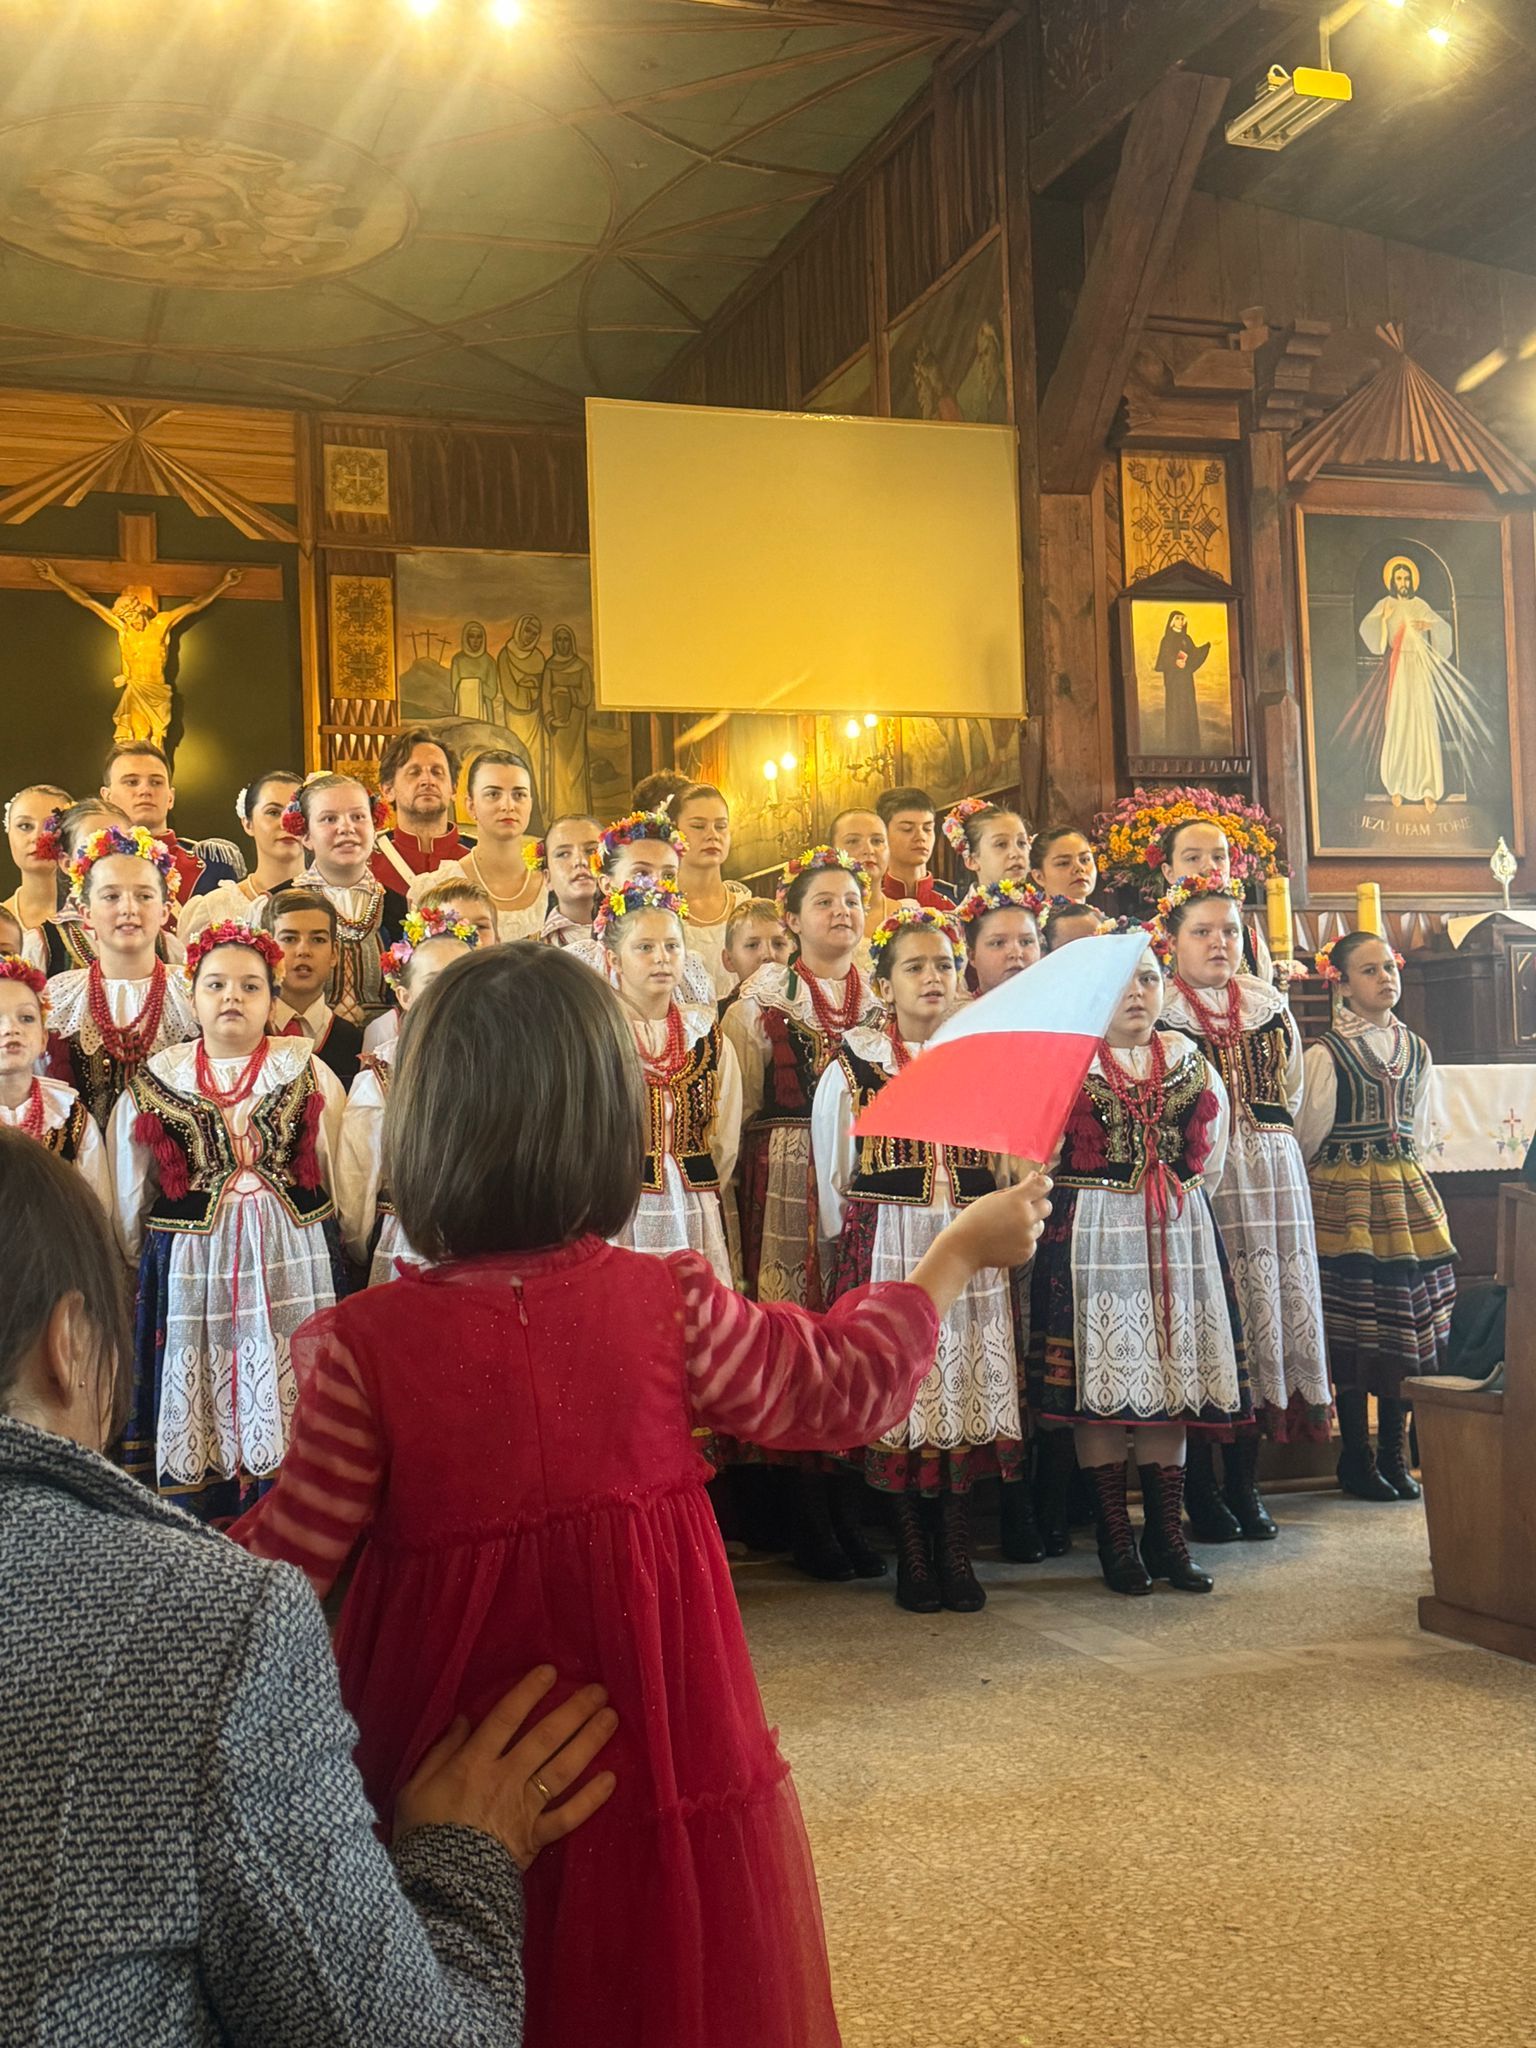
837,1046,994,1208
37,1097,91,1165
1317,1027,1428,1167
129,1063,334,1234
1176,1008,1295,1133
1055,1048,1216,1193
643,1024,725,1194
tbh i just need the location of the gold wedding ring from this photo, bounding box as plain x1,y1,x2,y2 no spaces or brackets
533,1774,552,1802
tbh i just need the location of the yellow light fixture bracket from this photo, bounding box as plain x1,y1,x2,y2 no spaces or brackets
1289,64,1354,101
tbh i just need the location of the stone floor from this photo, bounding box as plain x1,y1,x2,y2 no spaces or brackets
736,1491,1536,2048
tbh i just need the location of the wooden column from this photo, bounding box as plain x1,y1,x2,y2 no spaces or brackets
1247,427,1309,902
1037,482,1115,823
1000,20,1046,820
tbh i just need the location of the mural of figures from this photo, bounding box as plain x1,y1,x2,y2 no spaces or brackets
1299,512,1519,859
396,551,630,827
887,237,1009,426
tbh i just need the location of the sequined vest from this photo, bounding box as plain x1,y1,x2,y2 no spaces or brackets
643,1024,725,1194
836,1046,994,1208
128,1063,333,1234
36,1097,91,1165
756,994,843,1126
1316,1027,1428,1167
1055,1049,1217,1193
1175,1008,1295,1132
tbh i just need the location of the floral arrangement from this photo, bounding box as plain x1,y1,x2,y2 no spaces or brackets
592,877,687,942
0,955,49,1010
954,877,1046,926
868,902,966,976
1038,895,1107,934
774,844,869,912
382,907,481,992
183,919,285,983
1092,786,1285,896
32,809,64,866
281,774,390,839
940,795,995,854
1315,936,1405,986
66,825,179,902
589,810,687,877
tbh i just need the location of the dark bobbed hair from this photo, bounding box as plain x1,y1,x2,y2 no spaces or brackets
1031,824,1093,865
260,885,339,940
1165,890,1243,939
189,937,279,993
783,860,867,920
0,1129,130,1441
1042,904,1101,952
379,728,460,790
466,748,533,798
876,785,935,824
1332,929,1395,980
386,945,645,1261
239,769,303,823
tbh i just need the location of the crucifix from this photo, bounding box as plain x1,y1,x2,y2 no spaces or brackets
7,512,283,755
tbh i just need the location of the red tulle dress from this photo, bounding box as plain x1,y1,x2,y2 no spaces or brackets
231,1235,939,2048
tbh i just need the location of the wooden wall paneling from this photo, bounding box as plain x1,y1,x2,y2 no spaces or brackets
1000,18,1042,812
295,414,324,775
1216,194,1263,319
871,177,894,414
1245,428,1307,899
317,418,586,555
318,546,398,780
1341,229,1389,336
1036,482,1115,821
932,70,958,277
1162,189,1225,325
1297,218,1348,328
881,116,941,319
954,49,1002,257
1256,207,1303,333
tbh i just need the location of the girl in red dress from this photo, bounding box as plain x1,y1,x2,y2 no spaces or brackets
232,944,1049,2048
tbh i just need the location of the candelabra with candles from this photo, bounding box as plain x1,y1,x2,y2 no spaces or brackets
761,749,815,852
840,712,898,786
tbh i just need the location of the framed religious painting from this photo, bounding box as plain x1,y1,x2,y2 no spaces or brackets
1114,560,1249,780
1296,494,1524,861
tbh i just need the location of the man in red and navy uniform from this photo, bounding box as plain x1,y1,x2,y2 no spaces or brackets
100,741,231,906
369,729,472,892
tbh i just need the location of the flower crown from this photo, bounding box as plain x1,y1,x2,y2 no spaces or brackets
382,907,481,992
1154,874,1247,922
1038,894,1104,932
281,773,390,839
868,902,966,976
941,795,994,854
183,919,284,983
955,877,1046,926
32,809,64,866
592,876,687,942
775,844,868,912
590,810,686,877
0,954,49,1014
1314,935,1405,986
66,825,180,903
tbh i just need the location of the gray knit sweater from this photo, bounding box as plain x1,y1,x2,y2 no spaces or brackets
0,1416,526,2046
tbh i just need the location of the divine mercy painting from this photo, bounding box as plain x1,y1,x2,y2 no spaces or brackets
1298,510,1518,859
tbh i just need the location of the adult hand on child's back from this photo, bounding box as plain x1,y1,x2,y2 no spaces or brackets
395,1665,619,1871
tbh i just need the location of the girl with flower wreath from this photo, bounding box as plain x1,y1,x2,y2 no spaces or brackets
337,909,481,1288
1158,876,1331,1542
36,799,188,976
3,782,72,971
567,808,718,1009
1028,934,1250,1596
1295,931,1455,1502
722,845,884,1580
269,773,407,1028
44,826,198,1133
111,919,349,1517
813,904,1020,1613
176,769,303,946
942,795,1034,896
597,879,742,1285
954,876,1043,996
0,954,112,1217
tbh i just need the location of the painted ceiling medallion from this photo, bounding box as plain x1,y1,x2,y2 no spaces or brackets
0,105,414,289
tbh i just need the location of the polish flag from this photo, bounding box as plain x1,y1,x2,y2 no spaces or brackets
854,930,1151,1162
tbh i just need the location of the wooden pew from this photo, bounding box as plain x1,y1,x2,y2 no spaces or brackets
1409,1183,1536,1664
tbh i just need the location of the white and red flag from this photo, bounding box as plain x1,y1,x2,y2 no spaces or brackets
854,930,1151,1162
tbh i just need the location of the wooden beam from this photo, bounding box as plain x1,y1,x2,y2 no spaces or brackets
0,555,282,601
1037,67,1230,497
676,0,998,37
1028,0,1256,192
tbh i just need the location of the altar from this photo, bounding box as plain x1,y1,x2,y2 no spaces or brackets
1428,1062,1536,1282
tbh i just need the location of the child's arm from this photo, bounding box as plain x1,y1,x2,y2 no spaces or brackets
1294,1043,1337,1164
710,1035,743,1201
228,1309,383,1594
673,1177,1050,1452
721,994,766,1123
334,1069,384,1266
107,1086,155,1258
1199,1062,1231,1190
809,1057,854,1241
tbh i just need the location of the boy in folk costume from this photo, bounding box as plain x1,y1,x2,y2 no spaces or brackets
597,879,742,1285
336,909,480,1288
1158,877,1331,1541
813,905,1019,1613
1296,932,1455,1501
0,955,112,1217
261,888,365,1094
1028,935,1251,1597
274,774,407,1027
111,920,348,1518
45,826,198,1133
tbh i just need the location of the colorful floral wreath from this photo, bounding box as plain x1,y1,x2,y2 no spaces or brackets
1314,935,1405,986
183,919,284,983
940,795,994,854
868,902,966,977
1154,873,1248,923
1037,894,1106,933
281,773,390,840
592,877,687,943
66,825,180,902
32,809,64,866
774,844,869,912
1092,786,1285,896
382,907,481,992
0,954,49,1012
955,877,1046,926
589,809,687,877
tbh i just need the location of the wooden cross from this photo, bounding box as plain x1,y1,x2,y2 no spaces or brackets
0,511,283,604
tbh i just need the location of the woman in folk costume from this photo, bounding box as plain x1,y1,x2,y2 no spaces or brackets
336,909,480,1288
672,784,754,1000
176,769,303,945
111,920,348,1519
1296,931,1455,1502
3,783,72,971
277,774,407,1027
597,879,742,1286
1158,876,1331,1542
722,846,884,1580
45,826,198,1133
813,905,1019,1613
0,955,112,1216
1028,933,1250,1596
413,751,547,942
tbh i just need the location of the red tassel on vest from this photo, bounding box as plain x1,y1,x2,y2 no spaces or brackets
1066,1090,1108,1171
292,1087,326,1191
132,1109,191,1201
1185,1087,1220,1176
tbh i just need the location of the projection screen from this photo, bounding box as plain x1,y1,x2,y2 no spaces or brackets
585,397,1025,719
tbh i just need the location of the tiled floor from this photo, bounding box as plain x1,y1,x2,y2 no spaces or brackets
737,1491,1536,2048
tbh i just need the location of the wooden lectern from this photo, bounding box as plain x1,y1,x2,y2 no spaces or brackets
1410,1183,1536,1664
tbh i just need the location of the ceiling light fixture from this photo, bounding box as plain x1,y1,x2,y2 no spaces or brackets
1427,19,1451,44
488,0,524,25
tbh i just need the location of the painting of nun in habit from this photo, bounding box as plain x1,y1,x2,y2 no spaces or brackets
1344,556,1494,811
